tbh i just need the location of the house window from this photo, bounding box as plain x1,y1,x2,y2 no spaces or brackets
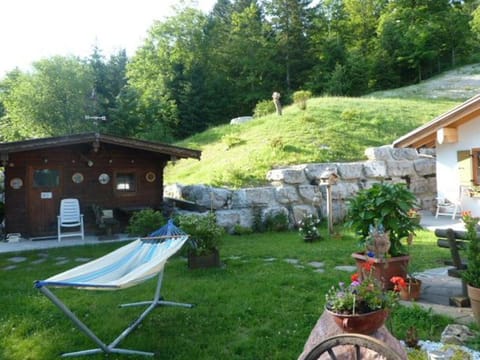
115,172,136,192
33,169,60,188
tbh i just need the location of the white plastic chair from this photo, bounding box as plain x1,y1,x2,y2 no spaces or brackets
57,198,84,242
435,197,461,219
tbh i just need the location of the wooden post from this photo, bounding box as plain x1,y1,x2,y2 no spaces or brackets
326,184,333,235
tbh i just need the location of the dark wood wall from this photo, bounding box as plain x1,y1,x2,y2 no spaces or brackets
4,142,168,237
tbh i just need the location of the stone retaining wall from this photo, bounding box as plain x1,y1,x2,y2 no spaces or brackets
164,146,436,233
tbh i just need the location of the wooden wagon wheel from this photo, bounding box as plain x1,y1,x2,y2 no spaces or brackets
303,333,404,360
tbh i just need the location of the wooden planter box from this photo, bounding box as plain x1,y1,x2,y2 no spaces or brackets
188,249,221,269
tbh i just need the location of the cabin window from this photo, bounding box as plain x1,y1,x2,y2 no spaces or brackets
115,172,136,192
33,169,60,188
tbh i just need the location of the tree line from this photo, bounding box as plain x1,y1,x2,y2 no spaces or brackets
1,0,480,143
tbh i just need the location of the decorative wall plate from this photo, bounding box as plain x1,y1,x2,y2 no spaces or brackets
10,177,23,189
98,173,110,184
72,172,84,184
145,171,156,182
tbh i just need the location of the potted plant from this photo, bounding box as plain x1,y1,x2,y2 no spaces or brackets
346,182,421,289
391,275,422,301
177,212,225,269
460,211,480,324
325,257,400,334
297,213,321,242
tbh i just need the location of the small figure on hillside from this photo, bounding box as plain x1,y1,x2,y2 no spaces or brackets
272,92,282,116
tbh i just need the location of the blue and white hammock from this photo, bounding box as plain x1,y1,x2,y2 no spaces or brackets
35,220,193,358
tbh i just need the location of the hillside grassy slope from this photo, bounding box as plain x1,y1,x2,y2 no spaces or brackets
165,64,480,188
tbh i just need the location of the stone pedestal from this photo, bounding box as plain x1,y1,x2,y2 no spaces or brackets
297,311,407,360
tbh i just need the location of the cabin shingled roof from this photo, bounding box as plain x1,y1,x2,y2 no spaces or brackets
0,133,201,160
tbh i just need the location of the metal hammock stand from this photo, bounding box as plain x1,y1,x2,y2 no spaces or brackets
35,220,194,358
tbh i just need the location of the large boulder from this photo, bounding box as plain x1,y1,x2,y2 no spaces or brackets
267,166,307,184
182,184,231,210
216,208,254,233
231,187,277,208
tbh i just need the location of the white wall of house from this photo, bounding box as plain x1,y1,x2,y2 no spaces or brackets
436,116,480,216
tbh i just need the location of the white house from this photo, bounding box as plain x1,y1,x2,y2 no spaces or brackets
393,94,480,217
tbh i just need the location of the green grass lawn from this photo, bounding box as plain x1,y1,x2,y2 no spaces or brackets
165,97,458,188
0,227,477,359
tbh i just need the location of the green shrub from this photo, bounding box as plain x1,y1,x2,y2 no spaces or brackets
253,99,275,117
176,212,225,255
221,134,244,150
346,182,421,257
264,211,289,232
126,209,165,237
233,225,253,235
269,137,285,151
293,90,312,110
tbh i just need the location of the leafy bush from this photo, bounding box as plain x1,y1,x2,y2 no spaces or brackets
176,212,225,255
233,224,253,235
253,99,275,117
264,211,289,232
346,182,421,257
269,137,285,151
460,211,480,288
126,209,165,237
293,90,312,110
221,134,244,150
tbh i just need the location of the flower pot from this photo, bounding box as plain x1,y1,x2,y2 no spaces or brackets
325,308,389,335
399,279,422,301
188,249,221,269
352,252,410,290
467,284,480,325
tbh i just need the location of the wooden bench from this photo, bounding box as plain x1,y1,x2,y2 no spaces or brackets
435,228,470,306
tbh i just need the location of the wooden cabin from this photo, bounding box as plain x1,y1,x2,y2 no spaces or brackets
0,133,201,238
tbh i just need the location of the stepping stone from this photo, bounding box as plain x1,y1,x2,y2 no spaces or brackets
4,265,17,270
228,256,242,260
32,258,46,265
56,260,69,265
75,257,91,262
334,265,357,272
314,269,325,273
55,256,67,261
263,257,276,262
307,261,324,268
285,258,300,265
295,265,305,269
8,256,27,263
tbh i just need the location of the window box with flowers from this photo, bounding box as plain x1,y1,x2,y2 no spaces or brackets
325,257,400,334
297,213,322,242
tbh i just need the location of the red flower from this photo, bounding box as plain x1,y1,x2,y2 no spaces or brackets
351,273,359,282
361,258,375,272
390,276,407,291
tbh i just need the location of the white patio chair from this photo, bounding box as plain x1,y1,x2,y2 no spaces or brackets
435,197,462,219
57,198,84,242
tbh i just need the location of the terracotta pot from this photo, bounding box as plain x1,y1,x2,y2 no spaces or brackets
352,252,410,290
399,279,422,301
467,284,480,325
325,308,389,335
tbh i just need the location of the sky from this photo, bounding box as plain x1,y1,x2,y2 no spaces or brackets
0,0,216,78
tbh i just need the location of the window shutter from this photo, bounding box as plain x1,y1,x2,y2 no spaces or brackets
457,150,472,186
